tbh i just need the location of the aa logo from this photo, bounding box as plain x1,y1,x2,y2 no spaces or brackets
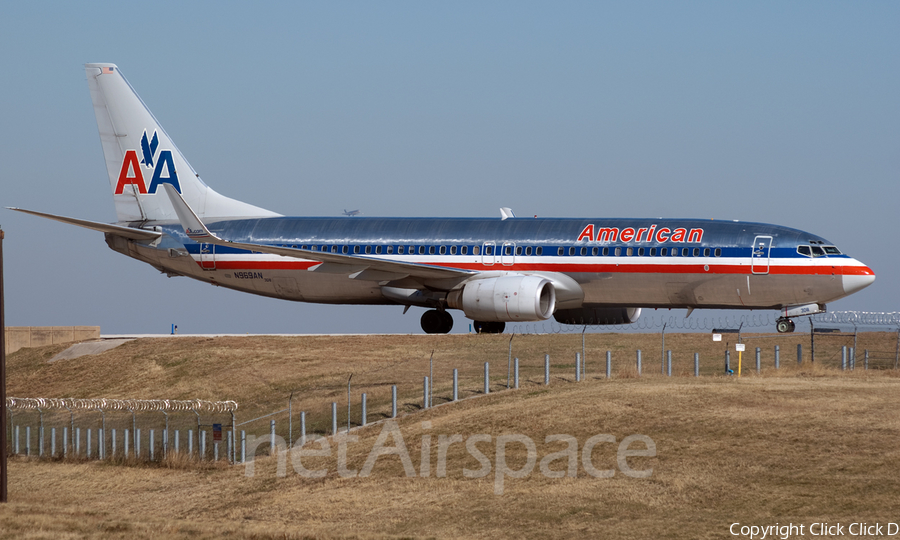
114,130,181,195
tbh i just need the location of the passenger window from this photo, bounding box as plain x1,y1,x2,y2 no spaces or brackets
485,246,493,255
682,248,689,257
516,246,522,255
614,247,621,256
715,248,721,257
693,248,699,256
376,246,382,254
626,247,633,256
331,246,338,253
429,246,436,255
558,247,565,256
638,247,644,256
450,246,457,255
342,246,349,254
505,246,513,256
525,246,532,256
602,247,609,256
661,247,668,256
365,246,371,254
703,248,710,257
473,246,480,255
536,247,542,256
569,247,576,256
580,247,587,256
398,246,404,254
649,247,656,256
462,246,468,255
439,246,446,255
353,246,360,254
387,246,393,254
592,247,598,256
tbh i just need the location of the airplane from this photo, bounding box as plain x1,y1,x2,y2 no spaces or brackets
342,209,362,217
10,63,876,334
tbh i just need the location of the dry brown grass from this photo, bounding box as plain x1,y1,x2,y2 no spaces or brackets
3,333,900,538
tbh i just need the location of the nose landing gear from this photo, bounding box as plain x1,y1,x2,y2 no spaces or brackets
421,309,454,334
776,318,796,333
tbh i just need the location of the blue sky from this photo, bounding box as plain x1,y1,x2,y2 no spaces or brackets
1,2,897,334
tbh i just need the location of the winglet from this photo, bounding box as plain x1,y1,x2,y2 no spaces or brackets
162,184,218,241
500,207,516,220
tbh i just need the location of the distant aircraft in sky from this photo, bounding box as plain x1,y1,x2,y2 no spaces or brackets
343,209,362,217
10,64,876,334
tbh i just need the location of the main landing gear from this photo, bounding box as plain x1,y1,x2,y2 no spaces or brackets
421,309,453,334
473,320,506,334
776,317,796,333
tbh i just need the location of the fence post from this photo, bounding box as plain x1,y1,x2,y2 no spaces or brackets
424,377,430,409
636,350,642,376
514,358,519,389
544,355,550,385
200,430,206,460
849,347,855,370
51,427,56,457
87,429,91,459
26,426,31,456
797,344,802,365
666,350,672,377
865,349,869,370
241,430,246,463
174,430,179,454
270,420,276,453
331,402,338,435
694,353,699,377
150,430,155,461
775,345,780,369
484,363,490,394
187,429,193,457
755,347,761,374
576,353,581,382
726,351,730,373
362,393,367,426
62,426,67,457
391,386,397,418
606,351,612,379
76,427,81,456
841,346,847,371
113,428,118,458
39,425,44,457
300,412,306,447
452,369,458,401
136,428,141,459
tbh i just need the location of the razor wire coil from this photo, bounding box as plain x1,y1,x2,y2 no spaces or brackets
5,397,237,413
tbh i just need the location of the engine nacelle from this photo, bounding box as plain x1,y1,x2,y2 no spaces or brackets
447,275,556,322
553,307,642,325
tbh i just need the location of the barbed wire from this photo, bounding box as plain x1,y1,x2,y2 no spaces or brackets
5,397,237,413
812,311,900,326
509,311,900,335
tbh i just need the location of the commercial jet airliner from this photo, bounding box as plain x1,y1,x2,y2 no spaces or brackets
10,64,876,334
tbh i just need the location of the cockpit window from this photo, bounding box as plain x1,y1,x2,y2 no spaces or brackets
823,246,841,255
811,246,825,257
797,246,811,257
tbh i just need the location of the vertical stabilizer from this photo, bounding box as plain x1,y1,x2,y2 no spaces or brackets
85,63,279,223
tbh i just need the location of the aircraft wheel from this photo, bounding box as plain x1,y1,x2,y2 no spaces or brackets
421,310,453,334
776,318,794,334
474,321,506,334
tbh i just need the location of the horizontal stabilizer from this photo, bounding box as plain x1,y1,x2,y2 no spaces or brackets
8,207,161,242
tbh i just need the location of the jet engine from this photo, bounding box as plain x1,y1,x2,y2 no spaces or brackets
447,275,556,322
553,307,642,325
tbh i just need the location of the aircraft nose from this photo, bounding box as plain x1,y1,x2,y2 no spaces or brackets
842,263,875,295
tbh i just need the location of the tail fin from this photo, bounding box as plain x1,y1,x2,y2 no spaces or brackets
85,63,279,223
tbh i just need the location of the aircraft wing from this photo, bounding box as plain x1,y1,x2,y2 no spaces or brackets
8,207,162,242
162,185,473,282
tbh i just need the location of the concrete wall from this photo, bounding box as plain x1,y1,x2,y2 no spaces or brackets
4,326,101,355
